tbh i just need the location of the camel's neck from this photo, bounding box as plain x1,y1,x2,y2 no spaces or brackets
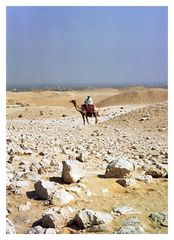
73,102,82,112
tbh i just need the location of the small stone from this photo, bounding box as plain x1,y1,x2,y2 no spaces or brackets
135,175,153,183
23,149,33,155
16,181,29,188
24,218,30,224
67,186,82,195
76,152,85,162
45,228,57,234
39,152,45,156
86,223,108,232
145,167,166,178
27,225,46,234
6,218,16,234
158,128,166,132
149,212,168,226
112,206,140,215
28,174,41,182
117,179,136,187
18,202,32,212
115,217,144,234
101,188,109,194
86,190,93,197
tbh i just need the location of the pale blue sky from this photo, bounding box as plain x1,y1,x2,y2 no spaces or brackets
7,6,168,89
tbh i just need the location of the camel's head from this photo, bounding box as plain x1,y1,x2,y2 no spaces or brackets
70,100,76,104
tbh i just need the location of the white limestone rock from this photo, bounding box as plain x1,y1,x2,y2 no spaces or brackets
27,225,46,234
135,174,153,183
6,218,16,234
18,202,32,212
116,178,136,187
75,209,113,229
34,180,60,200
51,189,74,206
41,206,76,230
62,160,84,184
115,217,144,234
112,205,140,215
105,157,134,178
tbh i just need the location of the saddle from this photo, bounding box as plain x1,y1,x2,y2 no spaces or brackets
86,104,95,113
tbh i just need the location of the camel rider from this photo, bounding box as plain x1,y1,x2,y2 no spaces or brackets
85,96,93,106
85,96,95,112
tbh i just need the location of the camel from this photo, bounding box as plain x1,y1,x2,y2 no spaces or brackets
70,100,100,125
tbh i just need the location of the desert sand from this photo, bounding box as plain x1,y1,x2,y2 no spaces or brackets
6,87,168,234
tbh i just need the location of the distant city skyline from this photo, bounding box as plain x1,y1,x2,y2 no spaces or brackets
7,6,168,89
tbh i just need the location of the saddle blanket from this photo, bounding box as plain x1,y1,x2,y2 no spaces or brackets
86,104,95,113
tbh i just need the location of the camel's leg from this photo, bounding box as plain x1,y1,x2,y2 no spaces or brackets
93,112,98,124
85,115,89,125
95,115,98,124
97,111,100,117
81,113,85,125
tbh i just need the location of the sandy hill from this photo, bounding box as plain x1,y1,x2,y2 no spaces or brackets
96,88,168,107
104,102,168,134
6,88,119,107
6,87,167,108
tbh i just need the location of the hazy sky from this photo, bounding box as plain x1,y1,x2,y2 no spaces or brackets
7,6,168,89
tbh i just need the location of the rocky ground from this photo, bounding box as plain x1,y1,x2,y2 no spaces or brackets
6,88,168,234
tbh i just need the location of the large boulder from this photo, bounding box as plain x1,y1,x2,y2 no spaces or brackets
75,209,113,230
41,211,60,229
105,157,134,178
6,218,16,234
115,217,144,234
51,189,74,206
34,180,60,200
62,160,84,184
41,206,76,230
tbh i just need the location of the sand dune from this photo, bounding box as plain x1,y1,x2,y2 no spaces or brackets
7,87,167,108
96,88,168,107
6,88,118,107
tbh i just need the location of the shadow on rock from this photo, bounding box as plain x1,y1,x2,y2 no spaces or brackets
67,220,82,232
32,218,42,227
26,190,41,200
49,176,64,184
97,174,105,179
